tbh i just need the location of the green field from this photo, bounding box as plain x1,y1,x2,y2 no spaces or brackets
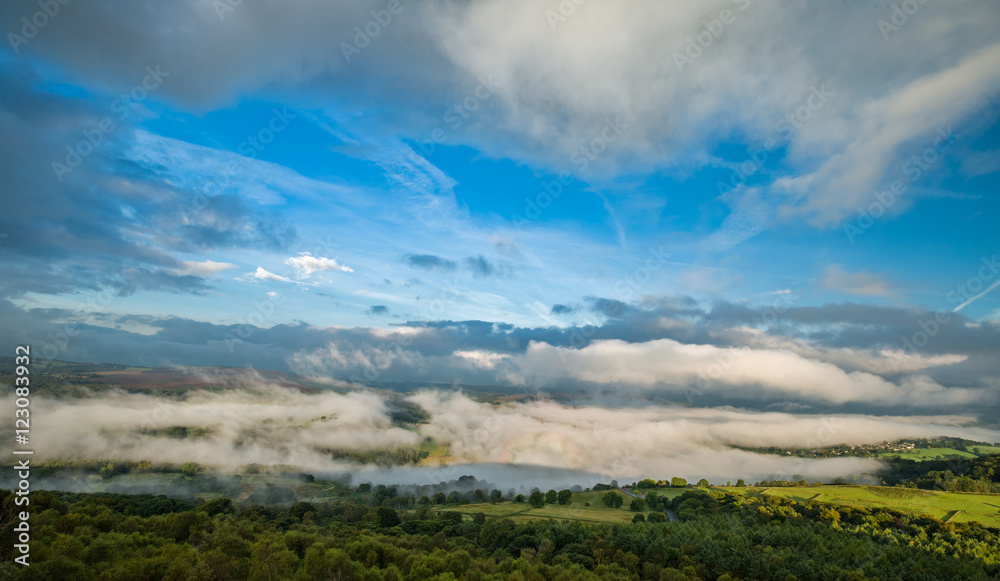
735,485,1000,528
449,485,1000,529
875,447,984,460
450,490,662,524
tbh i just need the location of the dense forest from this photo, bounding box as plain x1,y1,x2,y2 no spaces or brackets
2,480,998,580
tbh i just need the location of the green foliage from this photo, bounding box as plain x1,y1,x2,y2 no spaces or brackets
602,492,623,508
556,489,572,505
670,477,687,487
528,491,546,508
628,498,646,512
545,489,558,504
696,478,710,487
1,484,997,580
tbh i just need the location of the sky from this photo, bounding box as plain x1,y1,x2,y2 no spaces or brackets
1,0,1000,423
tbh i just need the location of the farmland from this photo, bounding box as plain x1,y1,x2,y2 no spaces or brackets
446,485,1000,529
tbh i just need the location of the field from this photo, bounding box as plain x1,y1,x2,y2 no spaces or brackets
875,447,1000,460
736,485,1000,528
448,485,1000,529
450,490,663,524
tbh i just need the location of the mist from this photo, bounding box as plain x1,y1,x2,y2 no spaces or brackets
5,371,999,489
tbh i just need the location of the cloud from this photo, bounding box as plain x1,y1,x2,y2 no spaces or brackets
368,305,389,316
174,260,238,276
6,377,998,486
405,391,1000,484
286,252,353,278
819,265,896,298
405,254,457,271
4,295,999,418
247,267,292,283
501,338,986,408
550,304,575,315
465,254,504,278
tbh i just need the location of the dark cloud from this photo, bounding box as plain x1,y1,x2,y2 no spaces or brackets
550,304,575,315
368,305,389,316
465,254,506,278
405,254,456,271
590,298,630,318
3,289,1000,420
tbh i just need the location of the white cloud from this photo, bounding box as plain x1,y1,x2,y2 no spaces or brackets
174,259,238,276
247,266,292,283
286,252,353,278
500,338,985,407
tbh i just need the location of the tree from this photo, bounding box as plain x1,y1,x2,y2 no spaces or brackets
515,494,525,503
632,513,646,523
545,489,558,504
696,478,710,487
490,489,503,503
645,491,659,508
602,491,623,508
376,507,400,527
473,512,487,525
670,477,687,488
736,479,745,487
629,498,646,512
529,491,546,508
357,483,373,493
647,512,667,523
557,489,572,505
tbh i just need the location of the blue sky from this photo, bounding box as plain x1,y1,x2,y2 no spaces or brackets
1,0,1000,417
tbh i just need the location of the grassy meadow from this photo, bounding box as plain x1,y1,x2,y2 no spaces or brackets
447,485,1000,529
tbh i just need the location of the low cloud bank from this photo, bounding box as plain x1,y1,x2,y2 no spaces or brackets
4,375,998,486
